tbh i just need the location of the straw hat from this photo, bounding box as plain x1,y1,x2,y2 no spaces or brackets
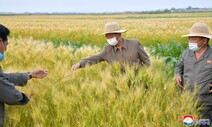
182,23,212,39
100,22,127,35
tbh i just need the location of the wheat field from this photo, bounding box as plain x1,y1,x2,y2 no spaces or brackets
0,12,211,127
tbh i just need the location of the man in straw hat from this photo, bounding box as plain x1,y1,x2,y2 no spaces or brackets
72,22,150,71
175,23,212,125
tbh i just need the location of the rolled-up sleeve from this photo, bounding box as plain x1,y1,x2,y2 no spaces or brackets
0,76,29,105
137,42,150,66
4,73,29,86
79,50,107,68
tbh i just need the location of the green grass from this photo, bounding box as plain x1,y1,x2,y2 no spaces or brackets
149,41,186,76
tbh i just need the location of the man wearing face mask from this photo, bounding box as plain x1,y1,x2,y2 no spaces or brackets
72,22,150,71
0,24,49,127
174,23,212,126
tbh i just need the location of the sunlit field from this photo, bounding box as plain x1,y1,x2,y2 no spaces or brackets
1,12,212,46
0,12,211,127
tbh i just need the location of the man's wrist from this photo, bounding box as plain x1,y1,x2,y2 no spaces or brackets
28,72,32,79
175,74,181,77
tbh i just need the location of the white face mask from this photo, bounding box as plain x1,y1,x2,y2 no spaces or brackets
188,42,206,52
107,37,118,46
188,42,200,51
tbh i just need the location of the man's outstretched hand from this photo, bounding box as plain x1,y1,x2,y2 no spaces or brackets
71,63,80,71
29,70,49,79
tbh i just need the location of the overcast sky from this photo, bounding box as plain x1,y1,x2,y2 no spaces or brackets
1,0,212,13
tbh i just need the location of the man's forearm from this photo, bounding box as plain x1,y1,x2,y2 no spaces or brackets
4,73,29,86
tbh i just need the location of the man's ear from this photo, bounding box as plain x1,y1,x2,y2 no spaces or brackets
0,39,5,53
117,33,121,39
207,38,210,43
203,38,209,44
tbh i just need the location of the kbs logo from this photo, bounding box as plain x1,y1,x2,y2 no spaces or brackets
179,115,210,126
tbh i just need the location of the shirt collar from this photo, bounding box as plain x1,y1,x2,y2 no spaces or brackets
0,66,3,74
114,39,128,52
189,44,212,58
203,45,212,58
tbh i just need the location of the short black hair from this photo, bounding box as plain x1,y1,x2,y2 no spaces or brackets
0,24,10,42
